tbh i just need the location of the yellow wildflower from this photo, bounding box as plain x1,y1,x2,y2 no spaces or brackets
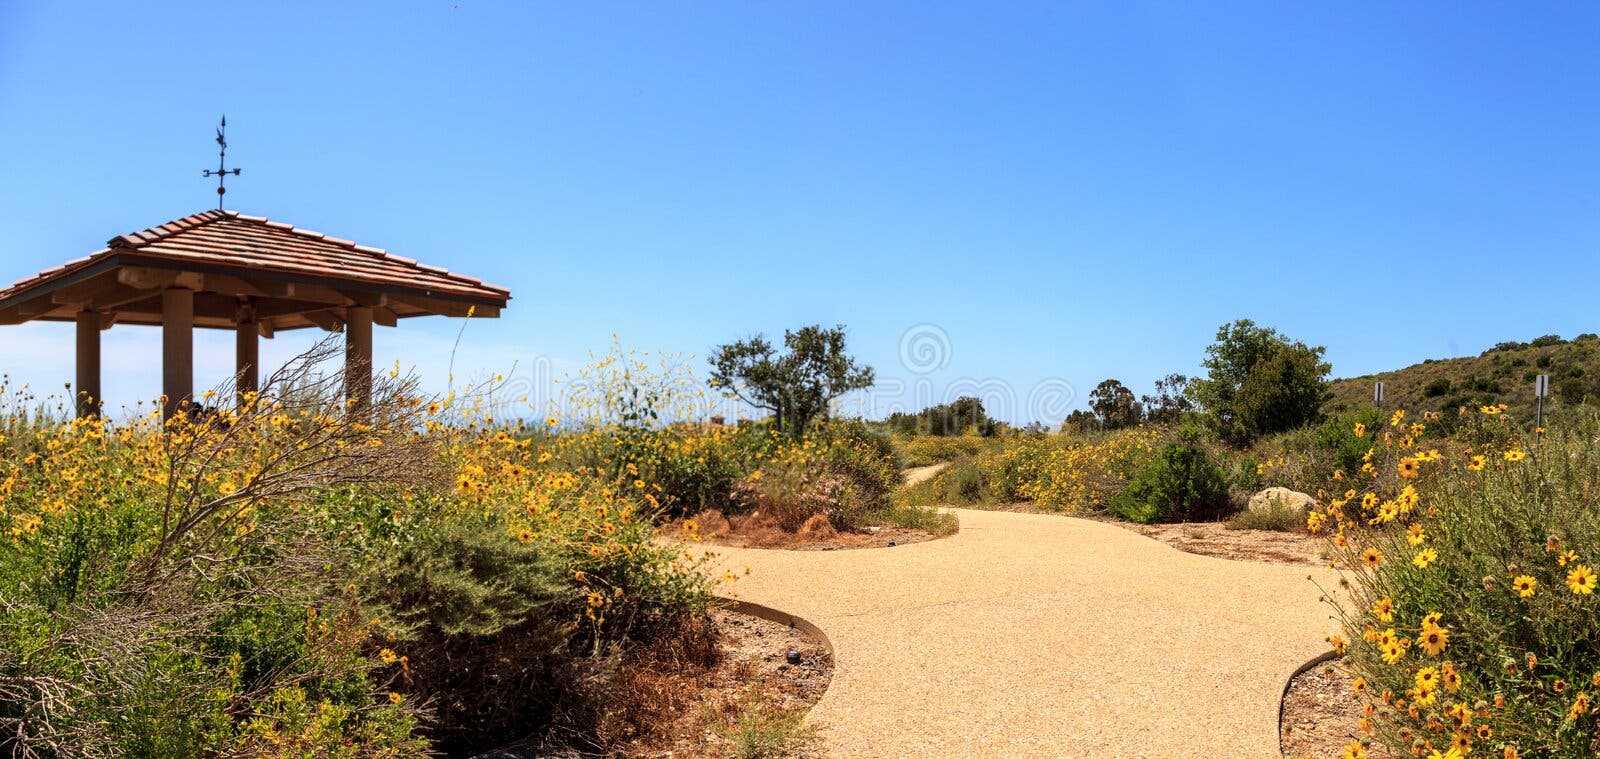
1567,564,1597,595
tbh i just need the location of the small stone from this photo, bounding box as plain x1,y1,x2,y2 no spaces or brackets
786,649,802,665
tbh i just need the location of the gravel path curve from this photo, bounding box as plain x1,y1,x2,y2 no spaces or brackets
703,507,1340,758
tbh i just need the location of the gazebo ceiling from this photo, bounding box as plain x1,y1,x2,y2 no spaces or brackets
0,210,510,334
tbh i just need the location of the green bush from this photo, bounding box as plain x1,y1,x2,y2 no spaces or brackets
1315,409,1385,475
934,458,987,504
1108,438,1230,523
362,515,593,754
1221,450,1264,495
815,420,901,513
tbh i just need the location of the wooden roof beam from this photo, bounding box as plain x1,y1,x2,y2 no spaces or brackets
336,289,389,309
117,267,202,291
18,297,66,319
249,280,350,305
68,285,161,312
196,273,279,301
389,294,499,319
301,309,345,333
46,271,128,307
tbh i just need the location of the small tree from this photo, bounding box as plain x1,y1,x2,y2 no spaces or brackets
1187,319,1330,446
1089,379,1143,430
1141,373,1193,426
707,324,874,436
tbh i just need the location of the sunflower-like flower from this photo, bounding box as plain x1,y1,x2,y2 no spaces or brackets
1567,564,1597,595
1420,618,1450,656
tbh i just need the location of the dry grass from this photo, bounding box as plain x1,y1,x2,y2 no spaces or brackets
603,608,831,758
710,685,819,759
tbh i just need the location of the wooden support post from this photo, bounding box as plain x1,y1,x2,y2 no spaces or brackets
345,306,373,411
236,320,259,406
75,310,101,418
162,288,194,422
235,299,259,407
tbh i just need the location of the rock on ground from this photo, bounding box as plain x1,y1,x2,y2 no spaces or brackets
1248,486,1316,515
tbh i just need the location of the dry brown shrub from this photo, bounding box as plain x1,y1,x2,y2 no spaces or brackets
595,613,721,752
795,514,836,541
691,508,732,538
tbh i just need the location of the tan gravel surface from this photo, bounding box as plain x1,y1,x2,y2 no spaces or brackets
702,507,1341,758
900,462,949,487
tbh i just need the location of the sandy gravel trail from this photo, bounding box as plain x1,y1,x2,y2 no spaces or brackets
899,462,949,487
704,507,1338,758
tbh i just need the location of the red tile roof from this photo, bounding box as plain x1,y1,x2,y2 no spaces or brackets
0,210,511,306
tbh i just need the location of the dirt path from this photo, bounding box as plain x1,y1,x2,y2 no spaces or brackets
700,508,1340,758
900,462,949,487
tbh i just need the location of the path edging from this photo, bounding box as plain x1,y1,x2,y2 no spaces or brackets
714,596,834,655
1277,649,1339,756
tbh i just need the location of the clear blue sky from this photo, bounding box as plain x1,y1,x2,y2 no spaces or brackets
1,2,1597,422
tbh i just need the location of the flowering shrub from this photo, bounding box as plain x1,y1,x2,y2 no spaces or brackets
895,434,992,467
983,430,1159,513
0,341,714,756
730,465,853,532
723,421,902,532
372,417,713,753
0,345,434,756
1312,407,1600,759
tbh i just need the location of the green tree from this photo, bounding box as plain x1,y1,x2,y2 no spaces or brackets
1060,409,1100,434
707,324,875,436
1089,379,1142,430
1187,319,1331,445
918,396,996,436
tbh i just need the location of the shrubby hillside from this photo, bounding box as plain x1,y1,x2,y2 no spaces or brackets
1328,333,1600,419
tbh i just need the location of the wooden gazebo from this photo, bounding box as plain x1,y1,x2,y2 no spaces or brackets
0,210,511,418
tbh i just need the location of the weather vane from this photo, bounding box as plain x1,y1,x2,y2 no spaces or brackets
202,115,241,210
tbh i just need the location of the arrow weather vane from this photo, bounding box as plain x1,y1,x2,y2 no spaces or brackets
202,115,241,210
